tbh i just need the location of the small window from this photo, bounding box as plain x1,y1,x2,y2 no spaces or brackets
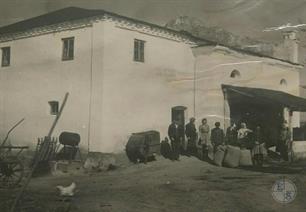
49,101,59,115
230,69,241,78
134,39,145,62
1,47,10,67
280,79,287,86
62,37,74,60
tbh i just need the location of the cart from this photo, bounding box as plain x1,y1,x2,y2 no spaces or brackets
0,145,28,188
0,118,27,188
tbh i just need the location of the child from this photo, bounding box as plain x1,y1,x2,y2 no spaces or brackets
160,137,172,160
252,142,265,166
252,126,266,166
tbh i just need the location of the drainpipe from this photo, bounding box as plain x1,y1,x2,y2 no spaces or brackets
193,58,197,117
87,25,94,153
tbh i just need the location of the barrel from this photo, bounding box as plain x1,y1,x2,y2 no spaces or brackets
126,130,160,163
59,132,80,146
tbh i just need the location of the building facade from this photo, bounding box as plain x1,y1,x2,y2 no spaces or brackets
0,7,304,152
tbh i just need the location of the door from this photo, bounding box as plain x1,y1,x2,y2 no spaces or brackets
171,106,187,125
171,106,187,142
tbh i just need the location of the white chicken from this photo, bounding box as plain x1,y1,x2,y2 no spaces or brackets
56,182,77,197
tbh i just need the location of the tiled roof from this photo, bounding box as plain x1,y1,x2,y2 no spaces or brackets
0,7,212,45
0,7,105,35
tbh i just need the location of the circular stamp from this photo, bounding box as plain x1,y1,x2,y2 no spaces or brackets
271,178,297,204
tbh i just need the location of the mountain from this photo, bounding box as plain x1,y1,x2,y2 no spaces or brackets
166,16,274,56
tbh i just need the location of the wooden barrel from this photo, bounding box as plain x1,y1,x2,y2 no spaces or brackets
59,132,80,146
126,130,160,163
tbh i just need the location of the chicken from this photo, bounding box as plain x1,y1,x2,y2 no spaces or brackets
56,182,76,197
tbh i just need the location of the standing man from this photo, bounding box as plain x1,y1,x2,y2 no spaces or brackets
211,122,225,152
185,117,197,155
199,118,210,159
279,121,291,161
168,120,183,160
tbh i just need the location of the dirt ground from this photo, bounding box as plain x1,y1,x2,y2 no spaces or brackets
1,154,306,212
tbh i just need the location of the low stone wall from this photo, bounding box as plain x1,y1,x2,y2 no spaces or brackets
83,152,116,171
291,141,306,161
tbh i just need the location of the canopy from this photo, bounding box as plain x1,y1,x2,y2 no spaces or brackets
222,84,306,112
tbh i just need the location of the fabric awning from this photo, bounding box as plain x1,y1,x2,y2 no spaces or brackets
222,84,306,112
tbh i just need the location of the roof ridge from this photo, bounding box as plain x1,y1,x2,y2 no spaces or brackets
0,7,301,66
0,7,105,35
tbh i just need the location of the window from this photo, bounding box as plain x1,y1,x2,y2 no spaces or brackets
230,69,241,78
62,37,74,60
280,79,287,86
1,47,10,67
49,101,59,115
134,39,145,62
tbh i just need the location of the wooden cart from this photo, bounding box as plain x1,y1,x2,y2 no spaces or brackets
0,145,28,188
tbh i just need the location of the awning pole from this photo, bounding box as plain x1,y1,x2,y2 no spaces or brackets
289,110,293,141
223,88,227,130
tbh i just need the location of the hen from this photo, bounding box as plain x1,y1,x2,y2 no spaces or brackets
56,182,76,197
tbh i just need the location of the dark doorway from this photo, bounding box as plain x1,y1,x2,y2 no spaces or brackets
171,106,187,125
171,106,187,139
227,91,284,147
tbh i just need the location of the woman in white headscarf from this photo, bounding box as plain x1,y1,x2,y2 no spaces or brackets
237,122,252,148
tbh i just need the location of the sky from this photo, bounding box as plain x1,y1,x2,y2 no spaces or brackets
1,0,306,42
1,0,250,26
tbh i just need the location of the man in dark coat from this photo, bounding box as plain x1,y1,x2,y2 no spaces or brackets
168,120,184,160
185,117,197,155
211,122,224,152
279,122,291,161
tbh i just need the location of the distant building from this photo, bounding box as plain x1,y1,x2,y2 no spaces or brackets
0,7,305,152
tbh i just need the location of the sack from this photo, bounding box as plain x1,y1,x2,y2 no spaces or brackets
224,145,240,168
207,145,214,161
213,145,226,166
239,149,253,166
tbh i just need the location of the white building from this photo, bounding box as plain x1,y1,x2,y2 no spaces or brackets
0,7,305,152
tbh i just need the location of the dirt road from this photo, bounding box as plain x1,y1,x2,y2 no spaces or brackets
1,154,306,212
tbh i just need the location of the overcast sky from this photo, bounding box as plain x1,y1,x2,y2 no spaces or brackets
1,0,255,26
1,0,306,41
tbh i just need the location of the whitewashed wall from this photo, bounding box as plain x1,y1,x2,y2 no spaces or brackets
193,46,301,130
0,20,196,153
0,26,93,149
97,20,195,152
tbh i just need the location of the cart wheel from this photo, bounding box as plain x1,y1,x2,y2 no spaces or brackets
0,158,24,188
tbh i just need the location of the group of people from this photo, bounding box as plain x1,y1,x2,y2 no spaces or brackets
167,117,227,161
166,118,292,162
